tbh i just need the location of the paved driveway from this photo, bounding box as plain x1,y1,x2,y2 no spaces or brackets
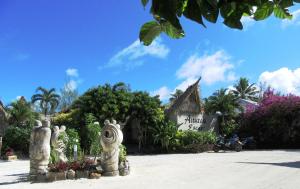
0,150,299,189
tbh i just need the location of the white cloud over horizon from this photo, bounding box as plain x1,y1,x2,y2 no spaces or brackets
176,50,236,89
66,68,79,77
281,9,300,28
65,68,81,91
104,38,170,70
258,67,300,95
150,86,171,101
152,50,237,101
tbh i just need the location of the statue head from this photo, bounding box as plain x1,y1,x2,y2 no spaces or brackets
53,126,59,133
42,119,51,127
35,120,42,127
104,119,110,126
100,119,123,152
60,125,66,132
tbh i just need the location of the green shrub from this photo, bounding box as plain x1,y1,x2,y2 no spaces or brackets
171,131,217,153
176,131,217,146
151,120,177,152
66,128,81,160
85,113,102,156
119,144,127,162
222,119,239,137
2,125,32,156
49,148,59,164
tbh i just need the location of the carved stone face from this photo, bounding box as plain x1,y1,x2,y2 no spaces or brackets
100,123,123,152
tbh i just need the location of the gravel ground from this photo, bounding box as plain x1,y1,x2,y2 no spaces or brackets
0,150,299,189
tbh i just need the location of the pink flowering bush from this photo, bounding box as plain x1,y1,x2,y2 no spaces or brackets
240,89,300,148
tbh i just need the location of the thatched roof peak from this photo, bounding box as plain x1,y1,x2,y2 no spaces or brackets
165,77,201,115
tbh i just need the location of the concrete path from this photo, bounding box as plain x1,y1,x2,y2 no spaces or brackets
0,150,299,189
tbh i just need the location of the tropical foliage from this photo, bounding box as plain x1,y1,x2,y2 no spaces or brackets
175,131,216,146
140,0,299,45
85,113,102,157
204,88,240,135
6,97,38,127
65,128,81,160
231,77,259,101
152,120,178,152
2,125,32,156
31,87,60,116
240,88,300,148
57,82,165,152
129,91,165,151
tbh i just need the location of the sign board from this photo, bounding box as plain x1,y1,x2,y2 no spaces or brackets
177,114,218,132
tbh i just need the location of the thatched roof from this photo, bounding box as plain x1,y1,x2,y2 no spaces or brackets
165,78,201,116
0,100,8,136
0,100,4,109
0,100,6,114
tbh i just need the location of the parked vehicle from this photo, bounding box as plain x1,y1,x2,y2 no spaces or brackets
241,136,256,149
213,134,243,152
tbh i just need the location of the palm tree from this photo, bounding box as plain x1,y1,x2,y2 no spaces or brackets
205,88,239,116
169,89,183,103
204,88,240,134
231,77,259,101
31,87,60,116
6,97,38,127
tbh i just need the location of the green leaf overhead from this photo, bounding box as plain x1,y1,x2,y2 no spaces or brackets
224,18,243,30
139,0,300,45
139,21,162,46
197,0,219,23
161,21,185,39
183,0,205,27
254,1,274,20
274,5,293,19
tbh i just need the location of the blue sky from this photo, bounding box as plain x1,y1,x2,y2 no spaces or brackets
1,0,300,104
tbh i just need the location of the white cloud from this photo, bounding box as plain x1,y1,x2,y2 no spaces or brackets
176,50,235,91
150,86,171,101
258,67,300,95
105,38,170,69
281,9,300,28
241,16,255,30
151,50,237,103
66,68,79,77
65,68,81,91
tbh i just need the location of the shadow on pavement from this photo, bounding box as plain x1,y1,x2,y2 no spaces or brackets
237,161,300,169
0,173,29,185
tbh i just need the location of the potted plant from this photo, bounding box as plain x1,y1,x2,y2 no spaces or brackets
4,148,17,160
47,162,68,182
76,159,96,179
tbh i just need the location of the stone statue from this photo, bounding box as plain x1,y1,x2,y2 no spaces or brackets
100,119,123,176
29,119,51,178
51,125,68,162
